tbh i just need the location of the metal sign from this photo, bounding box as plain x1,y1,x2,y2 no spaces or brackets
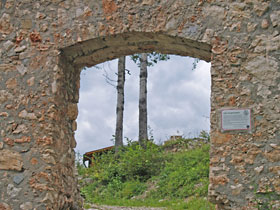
221,109,251,131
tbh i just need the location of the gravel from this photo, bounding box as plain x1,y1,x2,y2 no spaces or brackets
86,204,166,210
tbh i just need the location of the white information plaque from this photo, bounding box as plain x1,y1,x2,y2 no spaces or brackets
221,109,251,131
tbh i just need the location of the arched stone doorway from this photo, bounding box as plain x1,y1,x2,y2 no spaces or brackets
57,32,212,209
0,1,279,209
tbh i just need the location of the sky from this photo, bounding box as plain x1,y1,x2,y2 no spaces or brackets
75,55,211,155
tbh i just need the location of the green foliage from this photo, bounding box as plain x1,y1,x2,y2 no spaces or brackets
150,144,210,199
130,52,170,67
75,151,88,176
90,140,164,183
183,197,215,210
191,58,200,71
162,137,192,150
255,191,280,210
199,130,210,142
79,137,213,209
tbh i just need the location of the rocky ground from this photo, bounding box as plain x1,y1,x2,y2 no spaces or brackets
86,204,166,210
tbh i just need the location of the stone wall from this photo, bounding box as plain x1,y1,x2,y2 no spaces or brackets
0,0,279,209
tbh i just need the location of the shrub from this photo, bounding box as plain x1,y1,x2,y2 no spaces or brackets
79,139,212,209
150,144,210,199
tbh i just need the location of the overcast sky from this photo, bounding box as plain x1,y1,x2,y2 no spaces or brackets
75,55,211,155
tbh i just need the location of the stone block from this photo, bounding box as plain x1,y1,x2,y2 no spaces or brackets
0,149,23,171
21,19,32,29
212,132,232,144
13,174,24,185
0,203,11,210
67,103,78,120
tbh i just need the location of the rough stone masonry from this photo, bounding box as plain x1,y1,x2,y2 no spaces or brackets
0,0,279,209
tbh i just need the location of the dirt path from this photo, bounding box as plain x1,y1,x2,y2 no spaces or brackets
87,204,166,210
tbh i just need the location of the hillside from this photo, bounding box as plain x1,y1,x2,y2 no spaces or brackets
76,136,214,210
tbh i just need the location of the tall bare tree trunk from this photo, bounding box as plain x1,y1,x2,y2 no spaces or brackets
139,53,148,147
115,56,126,152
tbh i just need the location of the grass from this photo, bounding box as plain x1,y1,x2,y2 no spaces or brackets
77,136,214,210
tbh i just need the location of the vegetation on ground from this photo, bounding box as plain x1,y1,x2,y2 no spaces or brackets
77,134,214,210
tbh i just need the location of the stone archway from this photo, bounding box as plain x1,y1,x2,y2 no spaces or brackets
0,1,279,209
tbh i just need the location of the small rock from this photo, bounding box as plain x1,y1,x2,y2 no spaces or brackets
72,121,77,131
51,80,57,93
0,203,11,210
20,202,32,210
261,19,269,29
0,142,3,149
27,77,35,86
0,112,9,117
76,8,83,17
13,174,24,185
13,124,28,134
3,40,14,51
0,149,23,171
19,110,37,120
14,46,26,53
7,184,21,198
270,144,280,150
42,153,56,165
231,184,244,195
202,28,214,43
16,64,27,76
67,103,78,120
6,78,17,89
270,11,280,27
254,3,269,16
254,166,264,174
247,22,257,32
21,19,32,29
14,136,31,143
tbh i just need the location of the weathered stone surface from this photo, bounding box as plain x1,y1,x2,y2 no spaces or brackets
245,56,279,87
0,150,23,171
14,136,31,144
270,11,280,27
27,77,35,86
265,150,280,162
231,184,244,196
211,132,232,144
7,184,22,198
13,124,28,134
16,64,27,76
20,202,33,210
14,46,27,53
13,174,25,185
5,78,17,89
19,110,37,120
254,166,264,174
270,166,280,175
67,103,78,120
42,153,56,165
0,203,11,210
0,1,279,209
0,90,12,103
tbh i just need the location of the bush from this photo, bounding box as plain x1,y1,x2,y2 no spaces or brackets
151,144,210,199
79,139,213,209
91,140,164,183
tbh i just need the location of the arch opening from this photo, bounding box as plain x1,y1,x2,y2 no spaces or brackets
60,32,213,208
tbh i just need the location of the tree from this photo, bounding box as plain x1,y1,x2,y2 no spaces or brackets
131,52,170,147
115,56,126,152
138,53,148,147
